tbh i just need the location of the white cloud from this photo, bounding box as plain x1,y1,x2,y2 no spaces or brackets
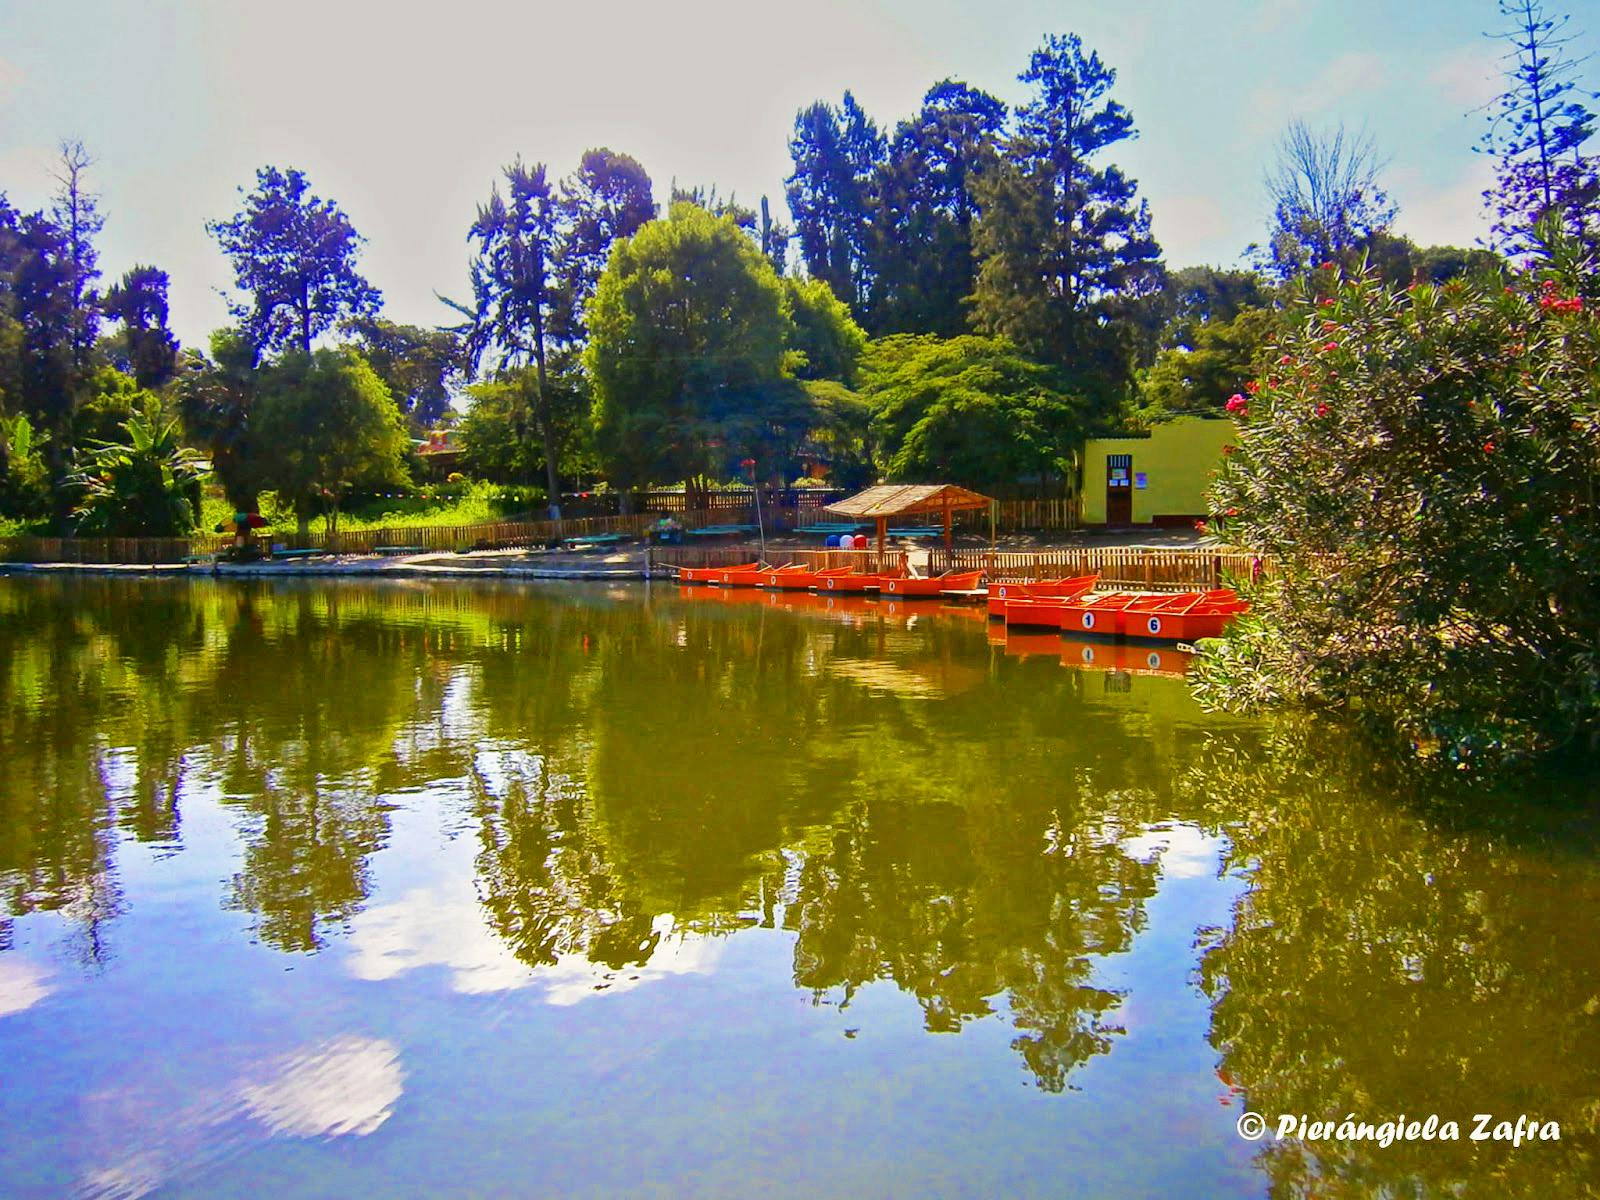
346,884,535,995
1151,192,1232,259
1390,156,1495,249
0,954,53,1018
237,1035,404,1139
348,882,721,1003
1122,824,1222,880
1247,51,1391,134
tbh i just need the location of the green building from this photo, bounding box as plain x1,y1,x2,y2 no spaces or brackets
1079,416,1236,528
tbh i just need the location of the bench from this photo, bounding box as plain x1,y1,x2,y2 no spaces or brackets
274,548,325,560
888,528,944,539
373,545,427,556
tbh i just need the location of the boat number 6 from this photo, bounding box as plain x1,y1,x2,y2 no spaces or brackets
1147,617,1162,634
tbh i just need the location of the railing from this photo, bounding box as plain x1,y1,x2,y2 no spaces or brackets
648,545,908,575
934,546,1267,590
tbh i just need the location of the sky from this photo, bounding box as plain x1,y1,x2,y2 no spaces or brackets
2,0,1594,349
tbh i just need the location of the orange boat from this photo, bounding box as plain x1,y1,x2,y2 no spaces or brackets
677,561,759,584
986,574,1098,618
880,570,985,598
749,563,811,588
1042,591,1146,636
817,569,901,593
1120,590,1249,642
763,565,855,591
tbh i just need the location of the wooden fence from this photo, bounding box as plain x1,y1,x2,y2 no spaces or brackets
935,546,1266,590
648,545,907,575
0,504,820,565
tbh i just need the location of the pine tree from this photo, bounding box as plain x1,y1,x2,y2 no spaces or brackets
785,92,884,312
970,34,1163,407
868,80,1007,336
1480,0,1600,256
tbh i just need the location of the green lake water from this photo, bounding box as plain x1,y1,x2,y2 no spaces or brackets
1,576,1596,1198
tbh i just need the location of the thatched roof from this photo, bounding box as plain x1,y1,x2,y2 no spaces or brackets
824,484,992,519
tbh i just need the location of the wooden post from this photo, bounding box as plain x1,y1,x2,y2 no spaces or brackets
876,515,886,561
943,499,952,555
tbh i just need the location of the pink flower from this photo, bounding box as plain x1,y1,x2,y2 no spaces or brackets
1320,262,1337,270
1225,394,1249,414
1319,297,1335,307
1278,354,1294,366
1321,341,1339,352
1245,380,1260,394
1483,441,1495,453
1316,402,1330,417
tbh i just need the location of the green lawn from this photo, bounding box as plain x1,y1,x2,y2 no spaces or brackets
201,483,541,537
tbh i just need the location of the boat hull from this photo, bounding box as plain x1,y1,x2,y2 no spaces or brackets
986,574,1098,618
678,562,759,585
880,570,984,597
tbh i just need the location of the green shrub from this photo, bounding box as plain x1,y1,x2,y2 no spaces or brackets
1198,232,1600,765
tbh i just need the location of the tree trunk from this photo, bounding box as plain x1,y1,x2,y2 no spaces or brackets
531,318,561,520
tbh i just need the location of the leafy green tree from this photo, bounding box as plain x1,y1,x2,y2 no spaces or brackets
1481,0,1599,257
587,203,796,502
70,401,207,537
862,334,1084,491
0,413,49,519
1135,307,1278,421
785,277,866,385
786,92,885,310
456,362,590,487
1198,235,1600,763
0,187,93,525
252,349,409,537
344,315,459,430
868,80,1007,336
970,35,1163,411
208,166,381,357
101,265,179,389
176,328,266,510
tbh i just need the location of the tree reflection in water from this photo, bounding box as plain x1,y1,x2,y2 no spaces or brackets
1183,719,1600,1198
1,574,1596,1169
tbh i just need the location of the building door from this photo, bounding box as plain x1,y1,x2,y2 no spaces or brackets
1106,454,1133,526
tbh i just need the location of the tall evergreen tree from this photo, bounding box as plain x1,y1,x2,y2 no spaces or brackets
102,265,179,389
554,148,656,347
868,80,1007,336
461,160,564,515
785,92,885,311
969,34,1163,410
50,141,102,372
208,166,381,358
1480,0,1599,255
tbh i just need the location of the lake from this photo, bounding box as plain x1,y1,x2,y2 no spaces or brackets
1,576,1595,1198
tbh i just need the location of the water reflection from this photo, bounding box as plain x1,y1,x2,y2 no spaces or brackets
1,576,1595,1196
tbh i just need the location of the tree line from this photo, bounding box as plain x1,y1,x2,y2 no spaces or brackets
1,2,1596,537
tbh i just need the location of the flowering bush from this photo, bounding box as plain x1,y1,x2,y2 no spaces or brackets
1197,234,1600,765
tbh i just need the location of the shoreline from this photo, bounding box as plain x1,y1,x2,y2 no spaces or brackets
0,550,652,581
